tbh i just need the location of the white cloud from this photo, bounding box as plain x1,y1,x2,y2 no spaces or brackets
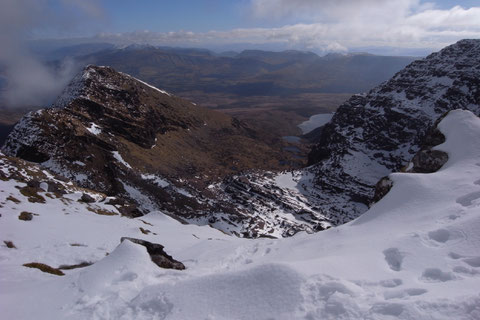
0,0,104,108
249,0,424,21
95,2,480,55
92,1,479,54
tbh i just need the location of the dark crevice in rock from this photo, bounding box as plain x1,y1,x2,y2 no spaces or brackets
121,237,185,270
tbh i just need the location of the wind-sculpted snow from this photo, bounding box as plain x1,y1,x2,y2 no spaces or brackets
1,110,480,319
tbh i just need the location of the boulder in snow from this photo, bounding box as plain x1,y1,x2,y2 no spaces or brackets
120,237,185,270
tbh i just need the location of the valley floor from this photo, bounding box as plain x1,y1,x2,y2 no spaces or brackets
1,110,480,319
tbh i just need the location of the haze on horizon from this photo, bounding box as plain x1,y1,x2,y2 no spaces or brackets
0,0,479,107
10,0,480,55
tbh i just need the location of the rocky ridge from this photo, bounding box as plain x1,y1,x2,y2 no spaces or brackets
2,65,314,237
307,39,480,221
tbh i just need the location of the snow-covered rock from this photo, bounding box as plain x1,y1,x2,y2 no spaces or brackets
306,39,480,223
215,39,480,232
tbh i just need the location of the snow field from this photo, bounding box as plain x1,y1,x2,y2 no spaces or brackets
1,110,480,319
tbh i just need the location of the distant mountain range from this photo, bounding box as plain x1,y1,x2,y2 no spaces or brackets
73,45,417,96
0,44,419,142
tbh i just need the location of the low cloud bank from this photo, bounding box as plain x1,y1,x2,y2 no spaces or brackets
0,0,102,108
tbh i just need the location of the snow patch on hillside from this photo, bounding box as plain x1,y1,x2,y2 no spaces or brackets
119,72,171,96
86,123,102,135
112,151,132,169
141,174,169,188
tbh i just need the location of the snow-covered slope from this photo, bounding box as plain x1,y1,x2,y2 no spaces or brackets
2,110,480,319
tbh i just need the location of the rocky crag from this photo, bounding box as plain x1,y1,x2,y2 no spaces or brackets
215,39,480,230
2,65,299,237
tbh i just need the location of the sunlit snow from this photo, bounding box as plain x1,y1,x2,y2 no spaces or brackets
1,110,480,319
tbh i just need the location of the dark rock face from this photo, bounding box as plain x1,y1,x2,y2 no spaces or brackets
120,237,185,270
303,39,480,223
406,114,448,174
371,177,394,205
372,112,451,205
79,193,96,203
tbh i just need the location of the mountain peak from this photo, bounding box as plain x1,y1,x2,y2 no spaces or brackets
3,65,298,237
53,65,171,109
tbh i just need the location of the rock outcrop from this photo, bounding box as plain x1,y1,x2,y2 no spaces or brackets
120,237,185,270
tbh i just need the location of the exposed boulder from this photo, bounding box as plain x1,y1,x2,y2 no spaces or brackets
18,211,33,221
79,193,96,203
120,237,185,270
372,112,451,205
405,113,449,174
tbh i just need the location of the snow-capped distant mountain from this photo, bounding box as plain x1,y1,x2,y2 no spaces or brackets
2,110,480,319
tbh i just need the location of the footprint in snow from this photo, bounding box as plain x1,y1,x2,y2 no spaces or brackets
383,248,404,272
456,191,480,207
383,288,428,300
428,229,451,243
370,302,404,317
113,271,138,284
420,268,455,282
436,213,463,225
462,256,480,268
448,252,464,259
421,228,466,247
474,179,480,185
447,252,480,268
453,266,480,276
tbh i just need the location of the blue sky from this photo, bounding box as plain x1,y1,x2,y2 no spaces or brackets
48,0,480,35
10,0,480,54
99,0,250,33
